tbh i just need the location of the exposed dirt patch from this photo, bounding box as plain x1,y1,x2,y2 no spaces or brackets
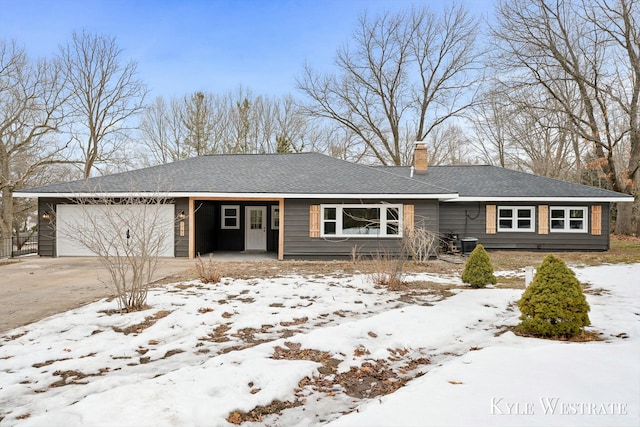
32,358,71,368
98,306,151,316
2,332,27,342
161,349,184,359
503,325,604,342
227,399,302,424
231,326,273,344
489,235,640,270
280,317,308,327
112,310,172,335
583,284,612,296
199,324,231,343
272,342,430,402
49,369,104,387
273,342,340,366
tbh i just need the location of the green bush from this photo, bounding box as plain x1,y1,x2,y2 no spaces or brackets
517,254,590,338
461,244,497,288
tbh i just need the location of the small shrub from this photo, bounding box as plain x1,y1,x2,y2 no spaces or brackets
402,222,439,263
517,254,590,338
461,244,496,288
368,250,405,291
194,255,221,284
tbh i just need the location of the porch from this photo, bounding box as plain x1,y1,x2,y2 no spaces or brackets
188,199,283,259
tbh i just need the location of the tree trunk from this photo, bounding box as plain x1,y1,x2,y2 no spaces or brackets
0,186,13,239
614,202,635,235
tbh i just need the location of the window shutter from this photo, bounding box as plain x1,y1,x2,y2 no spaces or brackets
591,205,602,235
309,205,320,238
403,204,414,237
538,205,549,235
486,205,496,234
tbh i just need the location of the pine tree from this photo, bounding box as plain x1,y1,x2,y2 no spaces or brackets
517,254,590,338
276,135,293,153
461,244,497,288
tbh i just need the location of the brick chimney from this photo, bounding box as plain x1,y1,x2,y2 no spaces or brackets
413,142,428,175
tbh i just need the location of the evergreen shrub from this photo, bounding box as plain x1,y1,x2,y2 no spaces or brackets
461,244,497,288
517,254,590,338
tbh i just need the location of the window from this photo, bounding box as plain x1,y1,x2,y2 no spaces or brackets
550,207,588,232
249,209,263,229
221,205,240,229
320,204,402,238
271,205,280,229
497,207,535,232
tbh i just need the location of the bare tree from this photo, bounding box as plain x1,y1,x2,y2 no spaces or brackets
427,123,473,165
298,4,482,165
492,0,640,234
139,96,187,165
137,88,314,165
273,95,307,153
470,85,514,167
59,31,147,178
0,40,68,239
55,195,175,311
471,82,586,180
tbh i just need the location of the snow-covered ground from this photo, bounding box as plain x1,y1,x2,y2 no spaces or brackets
0,263,638,427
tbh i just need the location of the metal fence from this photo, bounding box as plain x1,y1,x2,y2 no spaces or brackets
0,234,38,258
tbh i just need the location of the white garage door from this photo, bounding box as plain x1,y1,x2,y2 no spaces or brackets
56,204,175,257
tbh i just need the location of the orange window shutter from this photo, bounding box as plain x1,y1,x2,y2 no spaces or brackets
591,205,602,235
538,205,549,235
403,205,414,236
309,205,320,238
486,205,496,234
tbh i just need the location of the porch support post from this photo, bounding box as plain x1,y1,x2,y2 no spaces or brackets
188,198,195,259
278,198,284,260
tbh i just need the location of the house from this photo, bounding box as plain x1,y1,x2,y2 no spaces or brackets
15,144,634,259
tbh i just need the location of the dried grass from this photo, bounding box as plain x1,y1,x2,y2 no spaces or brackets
194,255,221,284
368,251,405,291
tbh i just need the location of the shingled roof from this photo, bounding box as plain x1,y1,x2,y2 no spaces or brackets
17,153,633,202
17,152,455,199
382,165,633,201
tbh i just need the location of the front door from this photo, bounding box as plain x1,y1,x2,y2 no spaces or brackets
245,206,267,251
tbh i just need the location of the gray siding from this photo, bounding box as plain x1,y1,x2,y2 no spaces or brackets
439,202,610,251
174,198,189,257
283,199,439,259
38,198,58,257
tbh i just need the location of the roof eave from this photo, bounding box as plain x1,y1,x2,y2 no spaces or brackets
15,191,459,200
448,196,635,203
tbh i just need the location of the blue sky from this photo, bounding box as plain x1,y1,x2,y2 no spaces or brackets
0,0,492,99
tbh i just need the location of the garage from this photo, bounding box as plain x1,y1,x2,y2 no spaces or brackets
56,204,176,257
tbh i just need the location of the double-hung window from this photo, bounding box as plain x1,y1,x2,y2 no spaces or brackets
550,207,587,232
321,204,402,237
497,206,535,232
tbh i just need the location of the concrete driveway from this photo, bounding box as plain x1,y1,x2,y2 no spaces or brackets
0,256,193,333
